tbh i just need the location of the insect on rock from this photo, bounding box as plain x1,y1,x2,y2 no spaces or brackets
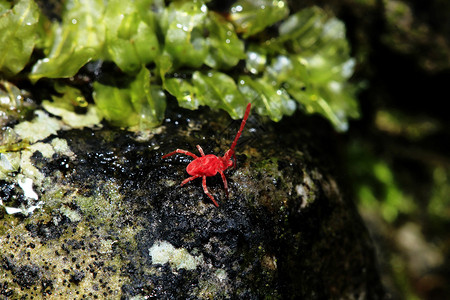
162,103,252,207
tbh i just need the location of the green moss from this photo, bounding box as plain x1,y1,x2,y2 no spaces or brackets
75,181,122,220
2,0,359,131
0,0,39,75
428,167,450,220
347,140,417,223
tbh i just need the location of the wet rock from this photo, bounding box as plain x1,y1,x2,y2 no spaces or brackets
0,105,387,299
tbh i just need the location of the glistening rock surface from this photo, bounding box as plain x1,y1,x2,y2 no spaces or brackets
0,105,386,299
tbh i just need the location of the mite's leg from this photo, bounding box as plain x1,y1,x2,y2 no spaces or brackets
202,176,219,207
181,175,200,186
219,171,229,198
196,145,205,157
162,149,198,159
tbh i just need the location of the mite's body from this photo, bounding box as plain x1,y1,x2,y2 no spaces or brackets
162,103,252,206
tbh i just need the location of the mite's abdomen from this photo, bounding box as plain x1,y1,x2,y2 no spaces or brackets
186,155,224,177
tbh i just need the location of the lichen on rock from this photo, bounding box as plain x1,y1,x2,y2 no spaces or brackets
0,105,386,299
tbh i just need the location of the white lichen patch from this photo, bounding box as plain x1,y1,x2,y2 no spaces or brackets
1,136,75,186
99,239,117,254
0,175,43,215
1,109,84,217
0,135,78,217
51,138,76,158
14,110,64,143
134,126,164,142
214,268,228,281
30,142,55,158
19,149,45,185
0,196,43,215
2,205,23,214
17,175,39,200
27,138,75,160
149,240,203,271
42,100,102,129
59,205,82,222
0,157,44,215
0,152,20,176
296,171,317,208
295,184,307,198
15,141,63,184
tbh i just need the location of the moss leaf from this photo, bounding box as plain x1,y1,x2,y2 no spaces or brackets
192,71,247,119
238,75,296,122
204,12,245,69
29,0,105,82
164,71,248,119
164,77,199,110
160,0,209,68
0,0,39,76
263,7,360,131
229,0,289,38
30,44,96,82
103,0,159,73
93,67,165,128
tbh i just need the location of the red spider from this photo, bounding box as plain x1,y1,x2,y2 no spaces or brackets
162,103,252,207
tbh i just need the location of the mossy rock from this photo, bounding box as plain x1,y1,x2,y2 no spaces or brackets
0,105,386,299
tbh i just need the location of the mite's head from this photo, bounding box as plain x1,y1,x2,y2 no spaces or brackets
222,149,234,168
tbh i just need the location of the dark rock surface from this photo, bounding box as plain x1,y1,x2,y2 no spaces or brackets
0,105,386,299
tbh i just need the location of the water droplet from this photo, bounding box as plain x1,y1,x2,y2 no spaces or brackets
225,94,233,103
231,5,243,13
342,58,356,78
329,81,342,92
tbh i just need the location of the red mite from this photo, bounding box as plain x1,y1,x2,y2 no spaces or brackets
162,103,252,207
